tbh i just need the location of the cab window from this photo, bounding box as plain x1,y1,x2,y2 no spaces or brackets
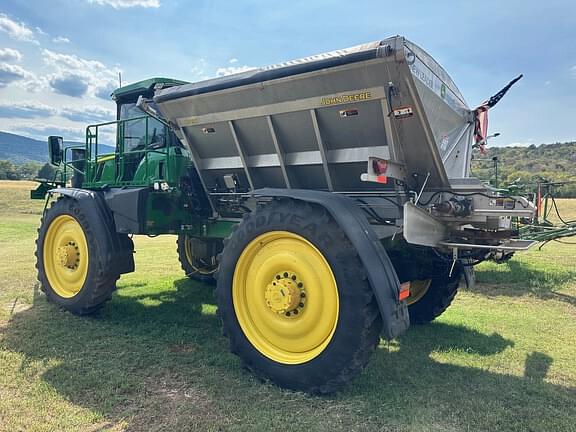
119,103,168,152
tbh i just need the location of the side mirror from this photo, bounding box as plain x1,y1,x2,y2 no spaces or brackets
48,136,64,165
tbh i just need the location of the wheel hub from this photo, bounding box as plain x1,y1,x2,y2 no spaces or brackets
56,241,80,269
264,271,306,317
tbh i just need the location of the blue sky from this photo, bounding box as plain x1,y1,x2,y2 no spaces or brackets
0,0,574,146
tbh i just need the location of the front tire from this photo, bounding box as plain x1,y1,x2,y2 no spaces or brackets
35,197,120,315
216,199,381,394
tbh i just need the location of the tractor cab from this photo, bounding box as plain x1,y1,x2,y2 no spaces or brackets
33,76,214,235
35,77,191,193
104,77,190,184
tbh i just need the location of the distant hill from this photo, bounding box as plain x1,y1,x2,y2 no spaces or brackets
0,132,50,164
472,141,576,196
0,131,114,164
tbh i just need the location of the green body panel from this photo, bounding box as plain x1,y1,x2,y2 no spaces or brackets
83,145,192,188
145,189,194,234
30,182,53,200
95,157,115,184
180,220,237,238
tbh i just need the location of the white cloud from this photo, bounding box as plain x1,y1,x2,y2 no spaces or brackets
12,123,86,142
60,105,115,123
215,65,256,77
94,79,119,100
0,13,37,43
50,73,90,97
52,36,70,44
189,61,256,81
0,48,22,62
43,49,106,71
95,81,117,100
42,49,120,99
11,123,117,146
0,100,114,122
0,101,57,118
87,0,160,8
0,62,34,87
189,58,210,81
21,75,49,93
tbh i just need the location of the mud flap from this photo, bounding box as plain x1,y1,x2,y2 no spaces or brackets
250,188,410,340
462,260,476,289
48,188,135,275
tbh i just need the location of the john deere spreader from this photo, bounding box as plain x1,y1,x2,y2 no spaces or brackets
33,36,564,393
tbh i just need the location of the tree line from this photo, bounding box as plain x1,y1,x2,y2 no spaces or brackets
472,142,576,197
0,160,55,181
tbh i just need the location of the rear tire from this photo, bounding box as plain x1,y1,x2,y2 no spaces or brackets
407,266,463,325
216,199,381,394
176,234,219,284
35,197,120,315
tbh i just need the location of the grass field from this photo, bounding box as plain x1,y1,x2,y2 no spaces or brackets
0,180,575,432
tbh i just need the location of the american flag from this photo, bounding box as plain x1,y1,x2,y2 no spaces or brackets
474,74,523,152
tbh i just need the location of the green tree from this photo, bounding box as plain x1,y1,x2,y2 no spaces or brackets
0,160,20,180
18,162,43,179
37,163,56,180
474,142,576,197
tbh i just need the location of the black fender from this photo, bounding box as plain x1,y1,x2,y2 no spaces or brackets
48,188,135,275
249,188,409,340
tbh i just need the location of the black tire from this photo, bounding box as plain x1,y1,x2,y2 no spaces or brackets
408,265,463,325
176,234,218,284
35,197,120,315
216,199,381,394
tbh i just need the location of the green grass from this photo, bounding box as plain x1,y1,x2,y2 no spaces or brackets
0,180,575,431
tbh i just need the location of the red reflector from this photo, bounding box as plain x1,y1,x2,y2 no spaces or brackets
372,158,388,175
399,282,410,301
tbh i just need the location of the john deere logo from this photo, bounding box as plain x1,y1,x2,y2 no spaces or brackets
321,91,372,106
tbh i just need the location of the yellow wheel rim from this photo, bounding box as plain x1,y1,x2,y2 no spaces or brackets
407,279,432,305
43,215,89,298
184,235,194,264
232,231,339,364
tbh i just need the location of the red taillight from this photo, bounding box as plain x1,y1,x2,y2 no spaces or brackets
399,282,410,301
371,158,388,184
372,158,387,175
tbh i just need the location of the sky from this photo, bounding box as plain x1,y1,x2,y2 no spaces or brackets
0,0,574,146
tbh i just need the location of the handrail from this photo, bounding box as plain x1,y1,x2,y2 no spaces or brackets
83,115,171,185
